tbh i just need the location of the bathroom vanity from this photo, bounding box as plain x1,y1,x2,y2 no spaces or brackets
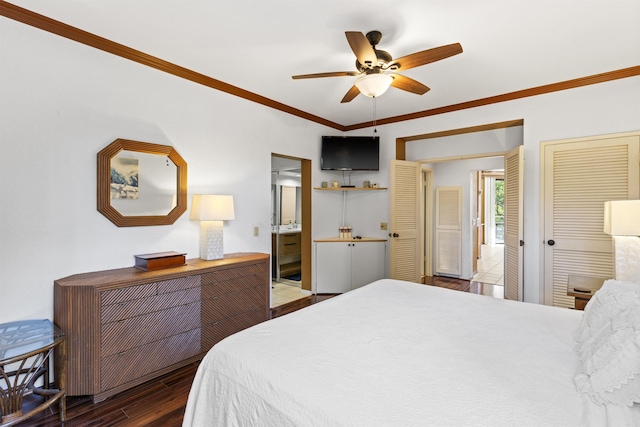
272,227,301,279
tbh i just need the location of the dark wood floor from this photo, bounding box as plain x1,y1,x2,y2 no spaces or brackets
15,276,496,427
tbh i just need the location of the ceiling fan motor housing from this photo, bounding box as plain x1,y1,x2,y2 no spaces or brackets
356,31,394,71
356,50,393,72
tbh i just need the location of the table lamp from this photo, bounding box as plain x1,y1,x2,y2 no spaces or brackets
190,194,235,260
604,200,640,282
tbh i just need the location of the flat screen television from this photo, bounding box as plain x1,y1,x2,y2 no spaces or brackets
321,136,380,171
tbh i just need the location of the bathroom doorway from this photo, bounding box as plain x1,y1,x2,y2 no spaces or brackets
271,154,311,307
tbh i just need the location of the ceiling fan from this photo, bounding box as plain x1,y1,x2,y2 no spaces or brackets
292,31,462,103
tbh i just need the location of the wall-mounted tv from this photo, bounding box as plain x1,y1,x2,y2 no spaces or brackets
321,136,380,171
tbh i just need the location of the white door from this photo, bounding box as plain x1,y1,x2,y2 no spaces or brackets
504,146,524,301
542,133,640,307
315,242,351,293
389,160,421,282
351,241,386,289
435,186,462,276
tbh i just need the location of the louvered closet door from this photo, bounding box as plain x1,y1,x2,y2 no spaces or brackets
435,186,462,276
389,160,421,282
543,133,640,307
504,146,524,301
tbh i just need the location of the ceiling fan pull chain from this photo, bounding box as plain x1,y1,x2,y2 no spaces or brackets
372,96,377,134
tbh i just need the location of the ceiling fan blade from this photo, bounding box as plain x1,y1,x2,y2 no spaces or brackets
292,71,360,79
340,85,361,103
390,42,463,71
345,31,377,68
390,74,430,95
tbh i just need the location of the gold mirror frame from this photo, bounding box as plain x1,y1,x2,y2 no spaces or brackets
97,139,187,227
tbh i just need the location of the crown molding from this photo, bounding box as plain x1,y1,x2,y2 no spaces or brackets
2,1,638,132
345,66,640,131
0,1,346,131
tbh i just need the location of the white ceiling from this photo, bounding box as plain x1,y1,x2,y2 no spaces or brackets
9,0,640,128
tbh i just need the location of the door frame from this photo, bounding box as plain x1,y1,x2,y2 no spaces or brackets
413,154,509,280
271,153,312,293
396,119,523,281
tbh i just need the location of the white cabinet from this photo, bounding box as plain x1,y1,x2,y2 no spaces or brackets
315,239,386,293
351,241,387,288
315,242,352,293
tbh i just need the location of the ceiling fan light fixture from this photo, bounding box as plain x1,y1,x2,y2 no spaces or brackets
355,73,393,98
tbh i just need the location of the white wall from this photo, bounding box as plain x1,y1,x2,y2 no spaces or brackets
407,126,524,161
312,131,393,241
379,77,640,303
0,18,330,323
2,16,639,324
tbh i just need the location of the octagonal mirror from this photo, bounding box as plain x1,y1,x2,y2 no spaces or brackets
97,139,187,226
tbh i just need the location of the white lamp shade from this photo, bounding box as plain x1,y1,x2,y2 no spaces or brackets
604,200,640,236
355,73,393,98
190,195,235,221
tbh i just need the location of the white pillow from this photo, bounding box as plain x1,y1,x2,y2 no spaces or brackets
574,279,640,406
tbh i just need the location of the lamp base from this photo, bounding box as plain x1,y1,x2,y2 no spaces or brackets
200,221,224,260
613,235,640,282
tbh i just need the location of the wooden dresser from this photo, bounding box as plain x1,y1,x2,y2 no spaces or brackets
54,252,269,402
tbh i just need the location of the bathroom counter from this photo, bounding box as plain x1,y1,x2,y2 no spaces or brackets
272,227,301,234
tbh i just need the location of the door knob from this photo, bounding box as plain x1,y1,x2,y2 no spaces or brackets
393,233,399,238
547,239,555,246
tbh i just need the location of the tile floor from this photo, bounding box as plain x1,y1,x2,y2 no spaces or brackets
272,279,305,307
473,244,504,286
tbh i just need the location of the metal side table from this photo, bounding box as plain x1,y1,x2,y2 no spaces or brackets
0,319,66,426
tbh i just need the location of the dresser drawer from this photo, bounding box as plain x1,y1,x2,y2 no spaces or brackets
101,283,157,305
202,309,266,351
156,275,201,293
101,276,200,307
101,287,200,324
101,301,201,357
202,286,266,324
201,262,267,285
100,328,201,391
202,274,265,299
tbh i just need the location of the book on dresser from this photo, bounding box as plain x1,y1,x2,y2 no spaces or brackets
53,252,269,402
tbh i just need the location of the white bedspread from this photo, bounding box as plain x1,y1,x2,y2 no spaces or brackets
183,279,640,426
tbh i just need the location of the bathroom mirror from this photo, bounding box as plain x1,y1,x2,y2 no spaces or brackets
280,186,297,225
271,168,302,231
97,139,187,226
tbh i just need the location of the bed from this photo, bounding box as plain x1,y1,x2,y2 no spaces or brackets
183,279,640,426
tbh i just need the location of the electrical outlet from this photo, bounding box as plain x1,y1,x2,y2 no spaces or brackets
254,226,259,236
380,222,388,230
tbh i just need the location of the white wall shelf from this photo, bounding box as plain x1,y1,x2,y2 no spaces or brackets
313,187,387,191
